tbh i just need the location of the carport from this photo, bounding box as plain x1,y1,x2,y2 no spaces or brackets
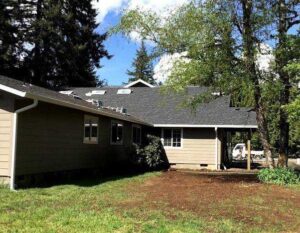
216,126,261,171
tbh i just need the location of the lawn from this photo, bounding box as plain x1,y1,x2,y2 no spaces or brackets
0,171,300,233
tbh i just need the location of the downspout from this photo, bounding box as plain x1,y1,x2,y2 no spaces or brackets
215,127,218,170
10,99,38,190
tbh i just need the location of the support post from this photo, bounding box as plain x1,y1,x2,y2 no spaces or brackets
247,131,251,171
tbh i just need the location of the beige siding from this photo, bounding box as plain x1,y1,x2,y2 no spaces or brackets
0,91,14,176
164,128,216,166
16,101,136,176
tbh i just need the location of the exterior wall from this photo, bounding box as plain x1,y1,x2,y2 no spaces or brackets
15,101,138,176
0,91,14,177
163,128,217,169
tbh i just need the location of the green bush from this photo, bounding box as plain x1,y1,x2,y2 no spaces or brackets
258,168,300,185
131,135,168,170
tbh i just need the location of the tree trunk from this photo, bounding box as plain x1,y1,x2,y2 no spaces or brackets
276,0,290,168
241,0,274,168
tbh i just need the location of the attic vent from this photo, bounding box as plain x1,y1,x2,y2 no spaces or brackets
59,91,82,100
87,99,103,108
117,89,132,94
86,90,106,96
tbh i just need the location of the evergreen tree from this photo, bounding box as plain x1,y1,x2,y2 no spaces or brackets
0,0,19,77
0,0,110,89
127,40,155,84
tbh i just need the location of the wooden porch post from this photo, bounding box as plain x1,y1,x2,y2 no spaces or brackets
247,131,251,171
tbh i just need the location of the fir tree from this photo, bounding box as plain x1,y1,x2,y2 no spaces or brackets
1,0,110,89
0,0,19,77
127,40,155,84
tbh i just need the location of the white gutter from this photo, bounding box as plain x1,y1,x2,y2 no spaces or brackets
215,127,218,170
10,99,39,190
153,124,258,129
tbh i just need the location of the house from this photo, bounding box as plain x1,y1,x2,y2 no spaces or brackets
72,79,257,169
0,76,150,189
0,76,257,189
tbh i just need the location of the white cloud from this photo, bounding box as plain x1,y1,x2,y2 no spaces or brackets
92,0,189,23
92,0,125,23
256,43,274,72
153,52,189,83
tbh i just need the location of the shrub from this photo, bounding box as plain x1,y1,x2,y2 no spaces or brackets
131,135,168,170
258,168,300,185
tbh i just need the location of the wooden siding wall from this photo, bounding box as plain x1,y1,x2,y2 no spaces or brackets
16,101,136,176
164,128,216,165
0,92,14,176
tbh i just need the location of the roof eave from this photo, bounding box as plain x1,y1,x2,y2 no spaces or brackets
153,124,258,129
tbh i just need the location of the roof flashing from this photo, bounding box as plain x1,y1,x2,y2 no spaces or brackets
124,79,154,88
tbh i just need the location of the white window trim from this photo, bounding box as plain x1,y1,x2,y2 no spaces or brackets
110,120,124,145
161,128,183,149
83,115,99,144
132,124,142,145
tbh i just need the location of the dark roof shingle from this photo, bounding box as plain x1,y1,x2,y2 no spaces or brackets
72,86,257,127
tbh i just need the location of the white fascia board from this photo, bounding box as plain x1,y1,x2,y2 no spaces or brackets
0,84,26,97
124,79,154,88
153,124,258,129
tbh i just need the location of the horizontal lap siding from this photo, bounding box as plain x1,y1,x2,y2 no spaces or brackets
0,91,14,176
165,128,216,165
16,102,133,176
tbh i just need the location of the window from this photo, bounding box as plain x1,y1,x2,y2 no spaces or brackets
117,89,132,94
162,128,182,148
84,115,98,143
132,125,141,145
85,90,106,96
111,121,123,144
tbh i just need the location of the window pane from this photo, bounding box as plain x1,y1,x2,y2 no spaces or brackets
173,129,181,147
111,123,117,143
117,124,123,142
163,129,172,146
91,125,98,138
84,123,91,139
136,127,141,144
133,126,141,144
133,127,137,143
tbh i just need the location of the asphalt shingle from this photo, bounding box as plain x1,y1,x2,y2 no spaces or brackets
72,86,257,126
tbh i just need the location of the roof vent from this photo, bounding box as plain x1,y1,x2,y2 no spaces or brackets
87,99,103,108
60,90,82,100
116,107,127,114
117,89,132,94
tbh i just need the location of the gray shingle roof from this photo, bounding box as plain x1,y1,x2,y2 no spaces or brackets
0,75,150,125
72,86,257,127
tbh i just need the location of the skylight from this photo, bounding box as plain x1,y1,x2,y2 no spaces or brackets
85,90,106,96
117,89,132,94
92,90,106,95
59,90,73,95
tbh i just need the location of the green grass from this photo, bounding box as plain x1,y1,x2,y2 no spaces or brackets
0,172,299,233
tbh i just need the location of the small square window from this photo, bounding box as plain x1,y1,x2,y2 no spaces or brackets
162,128,182,148
84,115,98,144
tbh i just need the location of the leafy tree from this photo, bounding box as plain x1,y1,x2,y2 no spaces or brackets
114,0,300,167
127,40,155,84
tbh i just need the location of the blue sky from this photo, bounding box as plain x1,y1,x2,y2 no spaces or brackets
91,0,189,86
95,12,140,86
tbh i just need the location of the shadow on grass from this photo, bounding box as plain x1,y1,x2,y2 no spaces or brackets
16,167,165,190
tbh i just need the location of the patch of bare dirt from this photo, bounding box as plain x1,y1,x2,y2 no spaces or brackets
122,171,300,231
